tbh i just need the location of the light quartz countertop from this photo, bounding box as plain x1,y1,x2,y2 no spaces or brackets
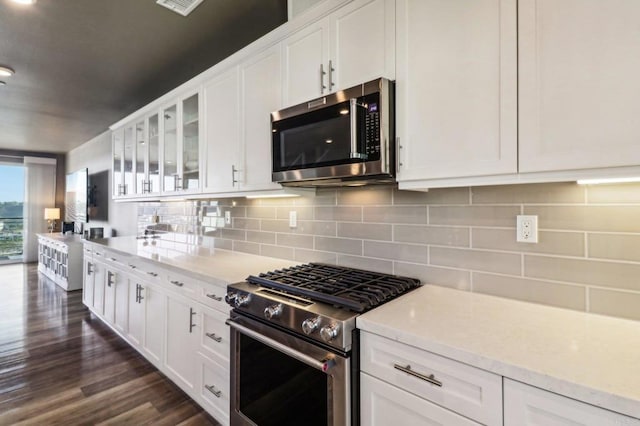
357,285,640,419
37,233,84,244
83,234,295,285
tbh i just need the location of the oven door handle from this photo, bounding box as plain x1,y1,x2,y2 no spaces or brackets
226,318,334,373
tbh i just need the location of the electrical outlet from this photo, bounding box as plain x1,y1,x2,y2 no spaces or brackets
516,215,538,243
224,211,231,225
289,211,297,228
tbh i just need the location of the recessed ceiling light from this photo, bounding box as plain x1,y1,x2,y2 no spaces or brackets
11,0,37,4
0,66,15,77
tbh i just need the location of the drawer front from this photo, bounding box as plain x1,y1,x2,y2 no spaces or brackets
198,353,230,425
504,379,640,426
198,283,229,313
361,373,480,426
361,332,503,426
164,271,198,295
199,306,230,362
102,250,130,269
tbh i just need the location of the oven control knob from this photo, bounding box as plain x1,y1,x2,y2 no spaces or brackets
234,294,251,308
264,303,283,320
224,292,236,306
302,316,321,335
320,323,340,343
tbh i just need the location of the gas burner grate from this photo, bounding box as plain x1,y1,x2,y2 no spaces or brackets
247,263,421,312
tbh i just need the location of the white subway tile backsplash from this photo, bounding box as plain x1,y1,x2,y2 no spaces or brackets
137,182,640,322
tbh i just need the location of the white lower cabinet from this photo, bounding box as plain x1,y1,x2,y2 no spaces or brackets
165,294,199,392
82,243,230,425
504,379,640,426
127,280,145,347
142,283,165,365
361,373,479,426
361,332,503,425
197,353,230,425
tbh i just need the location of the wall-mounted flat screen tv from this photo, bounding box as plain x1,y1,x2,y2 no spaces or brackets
65,168,88,224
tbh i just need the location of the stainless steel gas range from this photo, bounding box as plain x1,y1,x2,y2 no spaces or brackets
225,263,421,426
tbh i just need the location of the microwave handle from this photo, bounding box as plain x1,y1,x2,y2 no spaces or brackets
350,98,367,160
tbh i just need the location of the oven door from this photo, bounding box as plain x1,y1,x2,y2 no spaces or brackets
227,313,350,426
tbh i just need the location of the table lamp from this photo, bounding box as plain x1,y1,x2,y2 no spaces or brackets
44,208,60,233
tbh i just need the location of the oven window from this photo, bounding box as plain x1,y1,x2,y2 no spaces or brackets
239,333,328,426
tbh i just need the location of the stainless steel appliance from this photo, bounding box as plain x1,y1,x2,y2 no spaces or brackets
271,78,395,187
226,263,420,426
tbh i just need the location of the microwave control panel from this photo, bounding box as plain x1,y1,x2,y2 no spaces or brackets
363,93,381,158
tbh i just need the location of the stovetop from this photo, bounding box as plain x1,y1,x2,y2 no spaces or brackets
227,263,421,352
247,263,421,313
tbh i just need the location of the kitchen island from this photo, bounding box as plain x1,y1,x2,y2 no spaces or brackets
358,285,640,424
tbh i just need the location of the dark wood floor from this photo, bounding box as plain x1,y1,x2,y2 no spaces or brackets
0,263,219,425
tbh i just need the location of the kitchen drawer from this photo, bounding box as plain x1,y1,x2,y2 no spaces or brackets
197,282,229,314
361,332,503,426
101,249,131,269
198,353,230,425
504,379,640,425
125,258,163,284
361,373,480,426
199,306,230,362
164,270,198,296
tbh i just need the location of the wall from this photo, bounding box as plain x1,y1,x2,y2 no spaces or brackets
138,182,640,322
66,130,137,237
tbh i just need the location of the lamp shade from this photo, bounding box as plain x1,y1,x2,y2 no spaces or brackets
44,208,60,220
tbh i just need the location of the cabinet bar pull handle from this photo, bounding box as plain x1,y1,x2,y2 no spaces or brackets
138,284,144,303
393,364,442,387
328,59,335,89
87,262,93,275
206,293,222,301
320,63,326,94
189,307,196,333
146,271,158,277
170,280,184,287
128,264,137,269
206,332,222,343
109,257,117,262
231,165,238,186
204,384,221,398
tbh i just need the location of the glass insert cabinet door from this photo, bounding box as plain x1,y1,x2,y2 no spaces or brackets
182,93,200,190
163,105,178,192
148,113,160,194
123,125,134,196
112,127,124,197
135,119,146,195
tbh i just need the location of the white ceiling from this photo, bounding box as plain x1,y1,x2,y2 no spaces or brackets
0,0,287,154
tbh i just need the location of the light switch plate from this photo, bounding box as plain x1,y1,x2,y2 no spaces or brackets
224,211,231,225
289,211,297,228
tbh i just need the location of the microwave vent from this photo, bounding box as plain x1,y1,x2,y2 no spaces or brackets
156,0,204,16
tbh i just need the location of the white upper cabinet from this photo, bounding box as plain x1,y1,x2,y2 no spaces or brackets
203,66,242,193
112,128,124,198
283,19,329,107
396,0,518,183
283,0,395,107
518,0,640,173
202,43,283,195
241,44,283,192
161,91,202,195
329,0,395,90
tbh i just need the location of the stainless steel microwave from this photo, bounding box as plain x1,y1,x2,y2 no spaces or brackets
271,78,394,187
